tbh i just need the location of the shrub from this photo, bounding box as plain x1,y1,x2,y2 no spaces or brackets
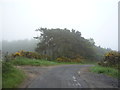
98,51,120,70
56,56,71,62
56,55,83,63
11,50,51,60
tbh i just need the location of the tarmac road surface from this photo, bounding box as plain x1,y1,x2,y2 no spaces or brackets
19,65,118,88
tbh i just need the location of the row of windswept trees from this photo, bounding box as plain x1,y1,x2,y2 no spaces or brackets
1,28,112,61
34,28,111,60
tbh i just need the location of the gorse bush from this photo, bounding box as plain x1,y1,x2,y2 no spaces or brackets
98,51,120,70
56,56,70,62
12,50,51,60
56,55,84,63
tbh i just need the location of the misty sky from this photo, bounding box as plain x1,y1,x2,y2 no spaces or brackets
0,0,119,50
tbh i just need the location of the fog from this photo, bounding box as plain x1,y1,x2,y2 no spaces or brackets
0,0,119,51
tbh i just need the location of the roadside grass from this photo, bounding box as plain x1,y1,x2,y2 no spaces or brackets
81,60,97,65
11,57,97,66
11,57,61,66
11,57,86,66
2,62,26,88
91,65,120,79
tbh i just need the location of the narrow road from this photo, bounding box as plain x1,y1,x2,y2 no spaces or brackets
19,65,118,88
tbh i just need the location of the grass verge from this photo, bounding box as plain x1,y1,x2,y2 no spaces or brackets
11,57,85,66
11,57,60,66
2,62,26,88
91,65,120,79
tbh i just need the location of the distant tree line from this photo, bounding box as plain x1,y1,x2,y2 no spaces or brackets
1,39,38,54
34,28,111,60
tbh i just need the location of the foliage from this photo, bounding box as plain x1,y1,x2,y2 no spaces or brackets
56,57,71,62
98,51,120,70
91,65,119,79
56,55,84,63
2,62,26,88
93,46,111,60
11,50,51,60
34,28,112,60
34,28,98,60
2,62,14,73
3,52,13,62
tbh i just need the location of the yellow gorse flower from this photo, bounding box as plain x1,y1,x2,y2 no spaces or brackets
14,52,21,56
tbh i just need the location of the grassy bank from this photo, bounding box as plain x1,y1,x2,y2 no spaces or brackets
11,57,60,66
11,57,84,66
2,62,26,88
91,65,119,79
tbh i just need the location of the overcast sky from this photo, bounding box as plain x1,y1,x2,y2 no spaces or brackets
0,0,119,50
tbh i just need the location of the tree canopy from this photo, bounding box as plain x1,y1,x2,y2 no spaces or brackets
34,28,109,60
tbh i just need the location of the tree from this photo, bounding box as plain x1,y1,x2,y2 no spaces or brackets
34,28,97,60
88,38,95,45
